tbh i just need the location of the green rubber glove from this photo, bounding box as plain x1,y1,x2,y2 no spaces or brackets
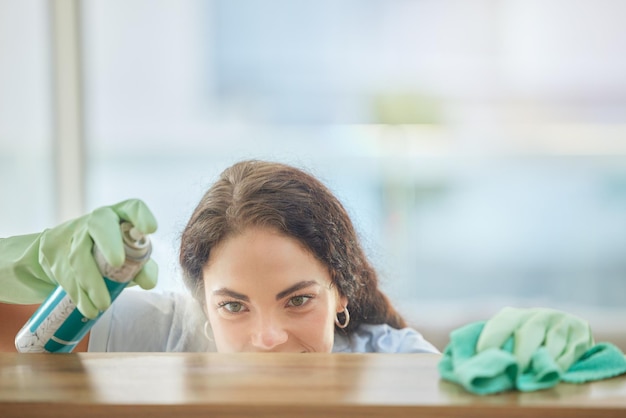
0,199,158,319
475,307,594,372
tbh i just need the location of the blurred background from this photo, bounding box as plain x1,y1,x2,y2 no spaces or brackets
1,0,625,351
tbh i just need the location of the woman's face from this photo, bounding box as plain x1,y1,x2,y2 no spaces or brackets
202,226,347,353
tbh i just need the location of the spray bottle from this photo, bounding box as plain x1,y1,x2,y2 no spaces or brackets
15,221,152,353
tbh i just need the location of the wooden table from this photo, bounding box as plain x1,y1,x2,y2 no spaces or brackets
1,353,625,417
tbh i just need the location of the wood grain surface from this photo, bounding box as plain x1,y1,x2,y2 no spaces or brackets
1,352,625,417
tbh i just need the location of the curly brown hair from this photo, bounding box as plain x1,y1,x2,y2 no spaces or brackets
179,160,406,333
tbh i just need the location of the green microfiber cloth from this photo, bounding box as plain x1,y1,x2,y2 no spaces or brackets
438,308,626,395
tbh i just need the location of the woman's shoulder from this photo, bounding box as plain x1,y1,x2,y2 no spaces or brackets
333,323,440,354
89,289,215,352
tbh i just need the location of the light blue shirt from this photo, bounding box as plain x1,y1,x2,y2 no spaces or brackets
333,323,439,353
89,289,440,354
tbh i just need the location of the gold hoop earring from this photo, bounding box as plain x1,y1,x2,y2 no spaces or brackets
203,321,214,341
335,306,350,329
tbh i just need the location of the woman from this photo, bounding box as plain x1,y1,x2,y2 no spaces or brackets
0,160,438,354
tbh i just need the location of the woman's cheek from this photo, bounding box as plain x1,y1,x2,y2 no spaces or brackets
298,308,336,352
208,313,238,352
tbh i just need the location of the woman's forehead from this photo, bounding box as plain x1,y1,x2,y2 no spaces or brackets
203,226,332,289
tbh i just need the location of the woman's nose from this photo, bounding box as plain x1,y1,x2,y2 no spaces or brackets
250,315,288,350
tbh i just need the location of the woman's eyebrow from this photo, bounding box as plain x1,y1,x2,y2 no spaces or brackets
212,288,250,302
275,280,320,300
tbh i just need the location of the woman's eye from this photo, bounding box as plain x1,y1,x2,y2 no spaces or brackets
221,302,244,313
288,295,311,307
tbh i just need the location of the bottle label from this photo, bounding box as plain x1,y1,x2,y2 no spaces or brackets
16,278,131,352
